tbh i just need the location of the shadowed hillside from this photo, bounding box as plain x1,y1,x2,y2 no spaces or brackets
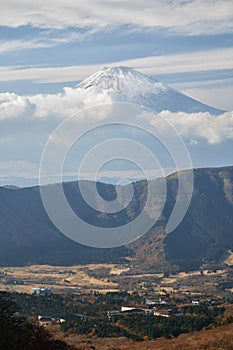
0,166,233,270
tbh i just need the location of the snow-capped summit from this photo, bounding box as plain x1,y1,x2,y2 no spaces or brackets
77,66,167,97
76,66,223,115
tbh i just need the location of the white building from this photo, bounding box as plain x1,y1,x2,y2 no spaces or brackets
31,286,51,295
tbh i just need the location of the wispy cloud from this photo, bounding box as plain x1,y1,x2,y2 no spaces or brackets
0,39,51,53
0,160,38,179
0,47,232,84
0,29,97,53
1,1,232,36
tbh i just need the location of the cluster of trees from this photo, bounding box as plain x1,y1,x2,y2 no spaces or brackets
93,291,142,309
61,304,224,341
0,292,73,350
181,305,224,317
12,291,143,316
9,291,226,342
61,310,222,341
113,313,219,339
62,317,142,341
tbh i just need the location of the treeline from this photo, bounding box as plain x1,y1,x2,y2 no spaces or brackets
61,305,224,341
113,312,220,339
62,316,142,341
12,291,142,316
10,291,226,342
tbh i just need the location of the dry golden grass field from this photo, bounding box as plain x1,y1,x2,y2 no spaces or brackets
0,263,230,296
0,264,122,293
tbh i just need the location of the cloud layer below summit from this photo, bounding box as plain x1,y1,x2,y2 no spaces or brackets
1,87,233,144
0,81,232,186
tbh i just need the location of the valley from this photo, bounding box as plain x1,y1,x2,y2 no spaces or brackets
1,263,232,298
2,273,232,349
1,2,233,349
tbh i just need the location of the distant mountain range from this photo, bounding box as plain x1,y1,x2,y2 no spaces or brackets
1,165,233,271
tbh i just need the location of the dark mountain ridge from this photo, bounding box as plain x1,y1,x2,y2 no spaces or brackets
0,165,233,271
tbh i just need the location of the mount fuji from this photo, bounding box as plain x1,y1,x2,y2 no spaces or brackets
76,66,224,115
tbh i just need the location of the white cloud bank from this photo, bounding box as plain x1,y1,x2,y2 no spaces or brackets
159,110,233,145
0,92,35,120
0,86,233,145
0,81,232,187
1,0,233,36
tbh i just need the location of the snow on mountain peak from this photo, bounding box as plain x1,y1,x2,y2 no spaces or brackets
77,66,167,101
76,66,224,115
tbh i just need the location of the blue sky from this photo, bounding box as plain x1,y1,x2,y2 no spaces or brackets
0,0,233,186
